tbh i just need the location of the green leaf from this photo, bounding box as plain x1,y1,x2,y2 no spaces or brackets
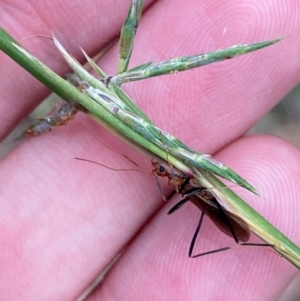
112,38,284,84
118,0,144,73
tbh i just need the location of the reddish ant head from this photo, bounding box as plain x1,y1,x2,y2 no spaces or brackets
151,159,169,178
151,159,189,193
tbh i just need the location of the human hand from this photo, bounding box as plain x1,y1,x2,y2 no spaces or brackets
1,0,300,300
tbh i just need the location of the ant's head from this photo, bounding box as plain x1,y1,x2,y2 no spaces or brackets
151,159,170,178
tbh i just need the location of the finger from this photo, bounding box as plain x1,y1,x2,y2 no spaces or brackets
93,135,300,301
0,114,169,300
98,0,300,153
3,1,298,298
0,0,155,139
2,0,299,146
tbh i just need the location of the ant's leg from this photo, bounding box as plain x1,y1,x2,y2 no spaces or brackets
241,242,273,247
213,199,239,244
187,188,240,244
211,198,272,248
168,198,189,215
188,212,231,258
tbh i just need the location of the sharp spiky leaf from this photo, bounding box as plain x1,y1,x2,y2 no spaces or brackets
118,0,144,73
112,38,284,84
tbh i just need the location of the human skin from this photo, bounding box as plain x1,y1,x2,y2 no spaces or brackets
0,0,300,300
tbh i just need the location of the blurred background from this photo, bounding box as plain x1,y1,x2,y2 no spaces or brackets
250,83,300,147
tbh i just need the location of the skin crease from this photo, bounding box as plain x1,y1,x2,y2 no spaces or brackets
0,0,300,300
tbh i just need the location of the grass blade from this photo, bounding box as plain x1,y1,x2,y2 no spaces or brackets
118,0,144,73
112,38,284,84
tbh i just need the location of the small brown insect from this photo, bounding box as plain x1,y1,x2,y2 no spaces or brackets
23,102,80,138
152,159,269,257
